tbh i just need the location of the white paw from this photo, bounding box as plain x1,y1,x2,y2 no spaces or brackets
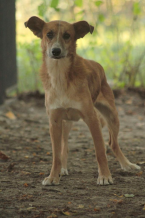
97,175,113,185
60,168,68,176
121,162,141,171
42,176,60,186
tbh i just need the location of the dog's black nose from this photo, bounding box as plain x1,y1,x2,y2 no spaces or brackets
52,48,61,57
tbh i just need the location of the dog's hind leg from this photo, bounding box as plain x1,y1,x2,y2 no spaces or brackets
80,103,113,185
61,121,72,176
95,81,140,171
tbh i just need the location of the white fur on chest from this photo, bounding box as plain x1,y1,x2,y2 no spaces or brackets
49,94,81,110
45,57,81,111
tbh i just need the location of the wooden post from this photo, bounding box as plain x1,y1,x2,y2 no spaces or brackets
0,0,17,104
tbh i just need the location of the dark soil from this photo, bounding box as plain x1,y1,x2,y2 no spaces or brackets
0,90,145,218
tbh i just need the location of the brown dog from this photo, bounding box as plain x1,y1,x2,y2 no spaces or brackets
25,16,140,185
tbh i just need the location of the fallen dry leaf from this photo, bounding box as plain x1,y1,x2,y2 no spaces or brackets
126,99,133,105
113,194,123,198
47,213,57,218
5,111,16,120
110,199,123,204
22,194,27,197
0,151,9,160
61,211,71,216
27,207,36,211
124,194,134,198
78,135,85,138
94,207,100,212
118,106,123,111
78,204,84,208
72,127,79,131
61,211,78,216
39,172,44,175
136,171,143,177
78,133,85,138
21,171,31,175
46,152,50,155
24,183,29,187
19,194,33,200
126,110,135,115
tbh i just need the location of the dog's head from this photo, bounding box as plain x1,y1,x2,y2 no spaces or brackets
25,16,94,59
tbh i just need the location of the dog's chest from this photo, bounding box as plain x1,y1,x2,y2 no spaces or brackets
45,58,81,111
48,88,81,110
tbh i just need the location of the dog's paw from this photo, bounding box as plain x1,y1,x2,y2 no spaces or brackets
42,176,60,186
121,162,141,171
60,168,68,176
97,175,113,185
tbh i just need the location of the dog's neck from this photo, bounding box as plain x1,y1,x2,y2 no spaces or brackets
45,56,72,89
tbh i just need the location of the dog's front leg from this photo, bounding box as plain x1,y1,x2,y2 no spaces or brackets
61,121,72,176
42,109,64,186
81,104,113,185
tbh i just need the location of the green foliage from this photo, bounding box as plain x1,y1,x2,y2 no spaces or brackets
75,0,83,7
50,0,59,8
133,2,141,15
17,0,145,93
38,3,47,17
94,1,103,7
17,40,42,92
98,14,105,23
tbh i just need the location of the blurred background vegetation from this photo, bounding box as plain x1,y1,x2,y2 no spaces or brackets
16,0,145,93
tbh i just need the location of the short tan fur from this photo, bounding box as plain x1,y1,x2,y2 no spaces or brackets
25,16,140,186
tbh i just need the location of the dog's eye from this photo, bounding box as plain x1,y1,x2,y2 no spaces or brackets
47,31,54,39
63,33,70,40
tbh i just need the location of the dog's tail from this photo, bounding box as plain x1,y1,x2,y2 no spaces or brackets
95,99,116,130
95,107,106,128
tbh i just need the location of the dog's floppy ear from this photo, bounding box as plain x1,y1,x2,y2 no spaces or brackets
24,16,45,39
73,21,94,40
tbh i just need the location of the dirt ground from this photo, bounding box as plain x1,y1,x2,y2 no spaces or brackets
0,89,145,218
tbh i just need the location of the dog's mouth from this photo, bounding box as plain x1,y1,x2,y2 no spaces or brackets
52,56,65,59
